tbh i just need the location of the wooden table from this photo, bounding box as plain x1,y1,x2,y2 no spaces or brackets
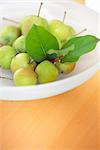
0,72,99,150
0,1,100,150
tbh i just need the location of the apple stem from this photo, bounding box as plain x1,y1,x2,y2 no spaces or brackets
37,2,43,17
51,58,60,63
74,28,87,36
2,17,19,24
0,76,13,80
63,11,67,23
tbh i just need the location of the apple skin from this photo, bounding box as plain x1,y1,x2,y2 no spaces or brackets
19,16,29,29
66,25,76,40
0,26,21,46
21,16,49,34
55,62,76,74
49,20,76,45
10,53,30,73
35,60,59,84
13,35,26,53
11,53,37,73
0,46,16,69
61,25,76,47
14,67,37,86
49,20,70,43
57,38,62,49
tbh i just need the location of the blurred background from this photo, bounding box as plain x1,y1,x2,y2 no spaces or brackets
86,0,99,13
0,0,99,13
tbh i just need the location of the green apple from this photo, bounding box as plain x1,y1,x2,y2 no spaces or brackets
57,38,62,49
18,3,49,34
21,16,49,34
61,26,76,47
55,62,76,74
49,20,69,43
35,60,59,84
0,26,21,46
0,46,16,69
18,16,29,29
14,67,37,86
11,53,30,73
49,20,76,45
13,35,26,53
11,53,37,73
67,25,76,40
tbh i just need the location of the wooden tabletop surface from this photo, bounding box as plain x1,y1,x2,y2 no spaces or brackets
0,72,99,150
0,1,100,150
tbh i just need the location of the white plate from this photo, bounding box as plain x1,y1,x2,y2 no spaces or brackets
0,1,99,100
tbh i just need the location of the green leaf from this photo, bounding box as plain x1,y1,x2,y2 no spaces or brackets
62,35,100,63
26,25,59,62
47,45,75,60
47,53,57,60
55,44,75,57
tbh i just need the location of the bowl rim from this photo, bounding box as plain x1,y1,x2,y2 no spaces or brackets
0,1,99,91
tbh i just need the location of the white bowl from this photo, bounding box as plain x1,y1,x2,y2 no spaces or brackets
0,1,99,100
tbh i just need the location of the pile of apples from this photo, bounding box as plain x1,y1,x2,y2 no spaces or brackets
0,3,76,86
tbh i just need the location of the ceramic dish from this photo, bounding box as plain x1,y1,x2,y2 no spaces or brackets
0,1,99,100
